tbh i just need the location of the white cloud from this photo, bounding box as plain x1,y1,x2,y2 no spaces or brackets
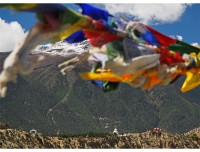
104,4,189,25
169,35,183,41
169,35,175,39
191,42,199,47
176,35,183,41
0,18,26,52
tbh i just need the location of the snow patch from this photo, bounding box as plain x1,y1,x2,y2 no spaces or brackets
32,41,89,57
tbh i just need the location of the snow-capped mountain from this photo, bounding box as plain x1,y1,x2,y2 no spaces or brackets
31,41,89,57
0,41,90,72
0,40,200,136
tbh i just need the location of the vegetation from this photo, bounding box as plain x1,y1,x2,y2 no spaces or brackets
51,132,115,138
0,62,200,135
191,133,199,141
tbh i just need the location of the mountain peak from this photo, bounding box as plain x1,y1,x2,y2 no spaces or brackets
31,41,89,57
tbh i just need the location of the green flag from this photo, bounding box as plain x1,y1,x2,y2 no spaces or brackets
169,40,200,55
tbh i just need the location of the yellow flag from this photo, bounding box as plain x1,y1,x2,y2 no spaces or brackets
80,70,145,83
142,76,161,90
58,17,90,40
181,52,200,92
181,71,200,92
80,72,124,82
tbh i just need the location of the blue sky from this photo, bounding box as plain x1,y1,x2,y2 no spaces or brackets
0,3,200,52
151,4,200,44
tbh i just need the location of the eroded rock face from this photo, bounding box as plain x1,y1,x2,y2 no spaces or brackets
0,128,199,149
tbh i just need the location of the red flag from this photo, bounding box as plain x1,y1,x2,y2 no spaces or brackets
145,25,177,47
159,50,184,65
84,30,121,47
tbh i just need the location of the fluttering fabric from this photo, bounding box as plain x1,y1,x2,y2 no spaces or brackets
0,3,200,98
77,3,112,21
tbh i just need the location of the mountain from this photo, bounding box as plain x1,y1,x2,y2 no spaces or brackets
0,41,199,135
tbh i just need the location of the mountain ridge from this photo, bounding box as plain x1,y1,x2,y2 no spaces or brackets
0,41,199,135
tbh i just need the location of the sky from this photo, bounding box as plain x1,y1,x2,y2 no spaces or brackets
0,3,200,52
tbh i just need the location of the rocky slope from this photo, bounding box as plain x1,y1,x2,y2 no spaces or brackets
0,128,199,148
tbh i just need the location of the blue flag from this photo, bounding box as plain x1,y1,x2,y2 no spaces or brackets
64,30,86,43
140,30,160,47
77,3,112,21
